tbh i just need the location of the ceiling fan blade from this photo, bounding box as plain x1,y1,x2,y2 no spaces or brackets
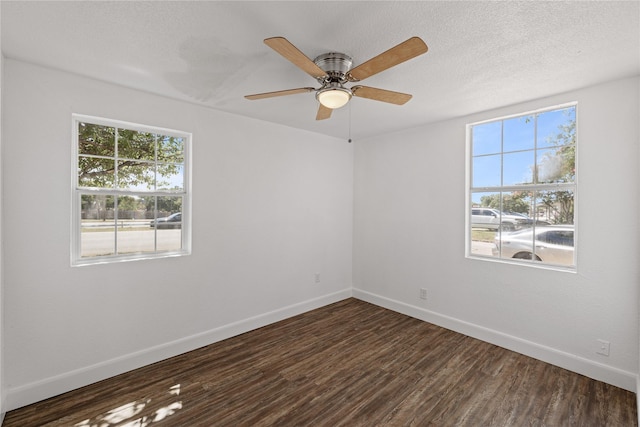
245,87,315,100
352,86,413,105
348,37,428,82
264,37,328,80
316,104,332,120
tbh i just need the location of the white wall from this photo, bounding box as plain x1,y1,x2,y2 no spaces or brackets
0,6,5,420
2,56,638,412
354,76,640,391
2,59,353,410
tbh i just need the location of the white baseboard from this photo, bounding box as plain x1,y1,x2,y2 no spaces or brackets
5,289,352,411
353,288,637,393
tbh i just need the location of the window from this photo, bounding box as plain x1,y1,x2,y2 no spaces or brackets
467,104,576,269
72,115,191,266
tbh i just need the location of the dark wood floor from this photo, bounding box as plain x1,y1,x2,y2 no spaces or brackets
4,298,637,426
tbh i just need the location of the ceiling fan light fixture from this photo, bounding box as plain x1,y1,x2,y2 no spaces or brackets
316,86,352,109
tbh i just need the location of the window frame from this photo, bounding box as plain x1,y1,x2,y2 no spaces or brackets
465,102,577,271
71,114,192,266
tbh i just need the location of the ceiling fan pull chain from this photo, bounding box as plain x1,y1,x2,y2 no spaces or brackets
348,102,352,143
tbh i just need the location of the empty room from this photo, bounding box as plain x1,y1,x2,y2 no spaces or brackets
0,1,639,425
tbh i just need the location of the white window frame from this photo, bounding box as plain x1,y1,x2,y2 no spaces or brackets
465,102,577,271
71,114,192,266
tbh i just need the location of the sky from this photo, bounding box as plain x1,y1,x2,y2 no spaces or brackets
470,106,576,205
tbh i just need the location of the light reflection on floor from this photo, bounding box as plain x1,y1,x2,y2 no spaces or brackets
73,384,182,427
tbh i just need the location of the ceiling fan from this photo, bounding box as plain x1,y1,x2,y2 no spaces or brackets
245,36,428,120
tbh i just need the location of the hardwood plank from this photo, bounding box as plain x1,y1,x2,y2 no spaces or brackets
4,299,637,426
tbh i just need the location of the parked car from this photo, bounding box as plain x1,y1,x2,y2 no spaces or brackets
492,225,574,266
505,211,551,226
471,208,533,230
150,212,182,229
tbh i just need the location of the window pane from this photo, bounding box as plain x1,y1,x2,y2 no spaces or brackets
471,191,500,212
493,191,535,262
503,115,534,153
472,154,501,187
158,135,184,163
533,190,575,266
503,150,534,186
472,121,501,156
154,196,183,222
115,195,156,255
78,156,115,188
536,149,575,184
536,146,575,184
501,190,534,218
156,226,182,252
537,107,576,149
535,229,575,267
154,196,183,252
157,164,184,191
470,192,500,258
495,227,535,261
536,189,574,225
78,123,115,157
80,195,115,258
117,160,156,191
117,129,156,162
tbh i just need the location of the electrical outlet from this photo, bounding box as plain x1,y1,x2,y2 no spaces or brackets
420,288,427,300
314,272,320,284
596,339,610,356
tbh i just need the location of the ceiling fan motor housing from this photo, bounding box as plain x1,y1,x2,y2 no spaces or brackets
314,52,353,84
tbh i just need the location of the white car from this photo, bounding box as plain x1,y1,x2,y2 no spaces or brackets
471,208,533,231
492,226,574,266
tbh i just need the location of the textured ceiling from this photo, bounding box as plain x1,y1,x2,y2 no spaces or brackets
2,1,639,140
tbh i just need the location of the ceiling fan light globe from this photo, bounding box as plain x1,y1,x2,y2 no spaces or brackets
317,88,351,109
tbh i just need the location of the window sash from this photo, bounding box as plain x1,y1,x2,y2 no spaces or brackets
466,103,577,270
72,114,191,266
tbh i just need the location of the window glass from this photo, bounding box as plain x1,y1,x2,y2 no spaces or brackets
468,104,576,269
503,115,534,152
78,157,115,188
73,115,191,266
503,150,534,186
472,121,502,156
80,194,116,258
472,155,501,187
117,129,156,162
78,123,115,156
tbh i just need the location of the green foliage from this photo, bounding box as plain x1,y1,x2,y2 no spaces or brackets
539,190,574,224
538,116,576,184
78,122,184,190
117,195,142,211
143,196,182,213
540,110,575,223
480,192,530,214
